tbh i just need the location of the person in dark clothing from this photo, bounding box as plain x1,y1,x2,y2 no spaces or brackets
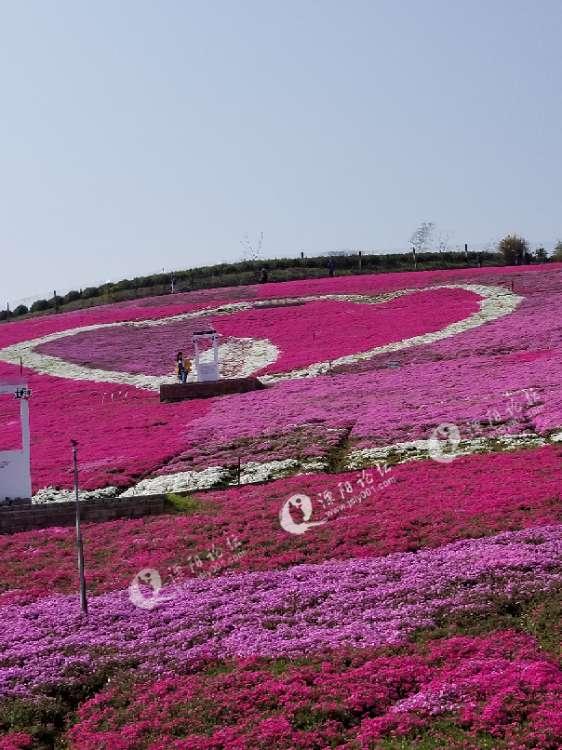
327,258,335,277
175,351,190,383
260,267,269,283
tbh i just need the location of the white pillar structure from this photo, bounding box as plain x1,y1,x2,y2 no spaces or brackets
0,380,32,501
192,329,220,382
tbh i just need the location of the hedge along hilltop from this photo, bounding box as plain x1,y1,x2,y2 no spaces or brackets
1,248,526,321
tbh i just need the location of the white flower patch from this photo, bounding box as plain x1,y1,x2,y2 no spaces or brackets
119,465,231,496
238,457,328,485
29,458,328,505
345,432,547,470
118,457,328,498
31,485,120,505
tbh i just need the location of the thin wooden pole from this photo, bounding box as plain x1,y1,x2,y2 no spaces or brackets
71,441,88,615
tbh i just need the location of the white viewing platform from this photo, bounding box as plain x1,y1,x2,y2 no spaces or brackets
192,329,220,382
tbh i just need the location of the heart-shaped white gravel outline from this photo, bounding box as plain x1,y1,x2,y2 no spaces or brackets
0,284,522,390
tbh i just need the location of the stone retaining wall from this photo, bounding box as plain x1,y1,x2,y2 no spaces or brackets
0,495,166,534
160,377,265,402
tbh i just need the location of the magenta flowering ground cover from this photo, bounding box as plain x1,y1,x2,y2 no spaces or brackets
0,369,211,491
0,734,32,750
66,630,562,750
130,271,562,481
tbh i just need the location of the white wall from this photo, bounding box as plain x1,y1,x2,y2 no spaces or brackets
0,386,32,501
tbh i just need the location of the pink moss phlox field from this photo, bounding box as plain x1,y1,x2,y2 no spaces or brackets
157,266,562,470
1,447,560,604
3,265,562,490
37,288,480,376
2,265,562,749
65,631,562,750
0,525,559,701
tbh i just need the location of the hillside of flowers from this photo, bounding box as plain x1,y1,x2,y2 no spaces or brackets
0,264,561,748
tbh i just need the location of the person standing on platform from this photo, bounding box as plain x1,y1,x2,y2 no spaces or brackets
176,351,191,383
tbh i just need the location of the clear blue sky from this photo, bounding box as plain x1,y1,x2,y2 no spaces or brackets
2,0,561,305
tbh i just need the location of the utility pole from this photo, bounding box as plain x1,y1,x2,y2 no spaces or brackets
71,440,88,615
